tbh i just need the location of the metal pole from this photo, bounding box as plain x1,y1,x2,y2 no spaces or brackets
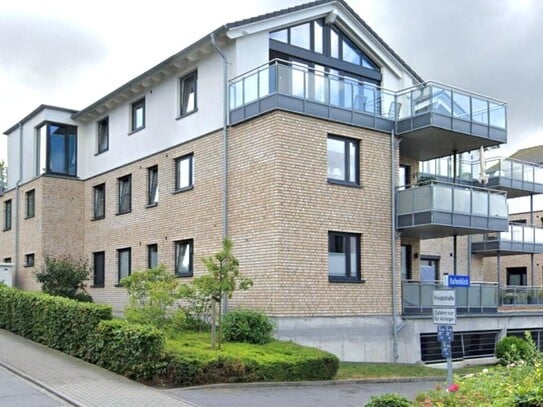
390,129,399,362
453,235,457,276
530,194,534,286
447,357,453,387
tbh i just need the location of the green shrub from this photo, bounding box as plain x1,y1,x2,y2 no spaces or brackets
364,393,413,407
84,319,166,381
496,335,533,365
35,256,92,301
222,309,274,344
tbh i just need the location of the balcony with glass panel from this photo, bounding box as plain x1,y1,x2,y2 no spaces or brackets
472,223,543,256
0,166,6,194
229,59,397,132
395,83,507,161
396,181,508,239
484,157,543,198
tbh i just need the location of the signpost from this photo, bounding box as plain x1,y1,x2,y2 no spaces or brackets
433,289,456,386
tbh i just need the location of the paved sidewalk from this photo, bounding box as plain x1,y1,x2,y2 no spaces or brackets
0,329,197,407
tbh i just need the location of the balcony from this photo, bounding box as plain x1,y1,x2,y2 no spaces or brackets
396,83,507,161
0,166,6,194
500,286,543,306
485,157,543,198
472,223,543,256
229,62,507,161
402,280,498,315
396,181,508,239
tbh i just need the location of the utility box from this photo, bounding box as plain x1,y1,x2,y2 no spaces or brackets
0,263,13,287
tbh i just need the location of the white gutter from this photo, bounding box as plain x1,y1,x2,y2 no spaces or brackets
391,129,399,361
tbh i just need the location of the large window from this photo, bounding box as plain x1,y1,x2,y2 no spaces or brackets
36,123,77,177
328,232,360,282
97,117,109,154
3,199,11,231
117,175,131,214
507,267,527,286
148,244,158,269
147,166,158,206
93,183,105,219
327,135,359,185
117,248,131,283
93,251,105,288
25,189,35,219
131,98,145,132
179,71,197,116
175,239,193,277
175,154,194,191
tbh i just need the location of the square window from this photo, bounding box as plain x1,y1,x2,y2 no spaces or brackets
175,239,193,277
93,183,106,219
25,190,35,219
97,117,109,154
327,135,359,185
131,98,145,132
175,154,194,191
148,244,158,269
117,248,131,283
147,166,159,205
24,253,35,267
3,257,11,263
4,199,12,231
179,71,197,116
328,232,360,282
117,175,131,214
93,251,105,287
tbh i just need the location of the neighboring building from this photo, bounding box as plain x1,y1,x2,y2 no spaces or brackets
1,0,538,363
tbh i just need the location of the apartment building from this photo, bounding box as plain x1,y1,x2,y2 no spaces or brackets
1,0,539,363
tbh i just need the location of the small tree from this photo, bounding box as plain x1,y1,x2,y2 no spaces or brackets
35,255,92,301
197,237,252,348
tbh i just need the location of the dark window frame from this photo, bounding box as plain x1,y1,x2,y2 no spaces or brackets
130,98,145,132
25,189,35,219
401,244,412,280
93,183,106,220
179,71,198,117
117,175,132,215
147,165,159,206
24,253,35,267
328,231,361,283
4,199,12,231
93,251,105,288
97,117,109,154
37,122,78,177
175,154,194,192
327,135,360,186
147,244,158,269
420,255,440,281
117,247,131,284
174,239,193,277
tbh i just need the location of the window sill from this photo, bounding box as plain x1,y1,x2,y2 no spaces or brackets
173,186,194,195
23,264,34,268
327,179,361,188
114,284,124,288
3,228,11,232
95,149,109,156
175,108,198,121
91,216,105,221
116,210,132,216
175,273,193,278
146,202,158,209
90,285,104,289
128,126,145,136
328,277,365,284
24,216,35,220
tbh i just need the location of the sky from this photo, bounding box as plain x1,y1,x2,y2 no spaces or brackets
1,0,542,209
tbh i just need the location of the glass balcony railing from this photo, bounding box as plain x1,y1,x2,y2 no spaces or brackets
472,223,543,254
500,286,543,306
0,166,6,193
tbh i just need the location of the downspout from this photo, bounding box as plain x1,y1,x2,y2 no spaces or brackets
14,123,23,287
211,32,229,315
391,129,399,362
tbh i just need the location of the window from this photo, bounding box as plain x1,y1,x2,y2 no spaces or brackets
117,248,131,283
117,175,131,214
25,189,35,218
93,184,105,219
3,199,11,231
179,71,197,116
148,244,158,269
131,98,145,132
3,257,12,263
399,165,411,190
507,267,527,286
24,253,35,267
328,232,360,282
36,123,77,177
147,166,158,205
93,252,105,287
175,239,193,277
327,135,359,185
175,154,194,191
97,117,109,154
420,256,439,281
401,244,412,280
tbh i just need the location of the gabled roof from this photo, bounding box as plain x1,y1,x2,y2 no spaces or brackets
71,0,422,122
4,105,78,135
509,145,543,164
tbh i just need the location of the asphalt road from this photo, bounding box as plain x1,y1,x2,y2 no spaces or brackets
0,366,68,407
165,380,441,407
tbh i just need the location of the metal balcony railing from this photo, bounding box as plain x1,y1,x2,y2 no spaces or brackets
472,223,543,254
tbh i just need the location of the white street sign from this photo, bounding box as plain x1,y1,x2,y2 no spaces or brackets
433,308,456,325
433,290,455,307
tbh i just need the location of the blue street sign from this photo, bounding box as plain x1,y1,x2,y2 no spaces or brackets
437,325,454,343
441,341,452,358
447,275,470,287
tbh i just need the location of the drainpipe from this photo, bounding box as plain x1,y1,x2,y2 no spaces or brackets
211,32,229,315
14,123,23,287
391,129,399,362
